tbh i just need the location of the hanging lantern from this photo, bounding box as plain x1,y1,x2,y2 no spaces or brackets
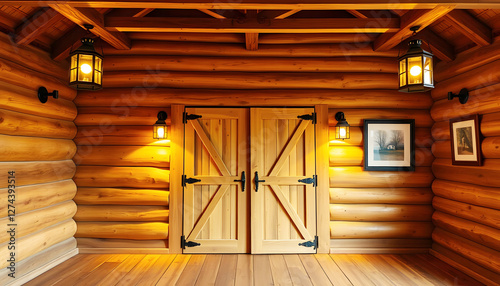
69,24,103,90
398,38,434,93
153,111,168,139
335,112,350,140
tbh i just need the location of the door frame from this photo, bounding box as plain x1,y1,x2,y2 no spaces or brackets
169,104,330,254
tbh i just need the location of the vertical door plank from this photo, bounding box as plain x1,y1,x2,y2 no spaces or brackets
210,119,223,240
289,119,298,240
264,119,278,241
251,108,264,253
201,121,211,240
277,119,291,240
304,119,316,236
185,120,196,237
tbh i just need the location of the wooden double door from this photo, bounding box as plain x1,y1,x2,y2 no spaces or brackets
182,107,317,254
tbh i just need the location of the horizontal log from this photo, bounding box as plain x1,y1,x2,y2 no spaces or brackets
74,166,169,188
0,108,77,139
433,228,500,274
431,244,500,286
329,146,433,166
0,160,76,188
330,221,433,239
74,188,169,206
435,38,500,82
0,219,76,269
328,109,433,127
74,126,170,147
74,146,170,168
103,41,398,58
330,238,432,248
0,81,77,121
75,107,172,126
103,71,398,90
75,88,433,109
0,201,76,244
104,56,398,73
0,238,76,286
431,82,500,121
75,222,169,240
0,135,76,161
432,140,451,159
0,57,76,101
432,59,500,101
433,211,500,251
330,187,433,204
0,33,68,81
126,32,377,44
432,159,500,188
330,204,433,221
482,137,500,158
330,167,434,188
74,205,169,222
76,238,167,248
481,112,500,137
432,179,500,210
431,121,450,141
329,127,432,148
433,197,500,230
0,180,76,217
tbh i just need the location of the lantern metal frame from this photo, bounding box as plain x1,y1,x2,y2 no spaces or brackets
153,111,168,139
398,27,434,93
334,112,350,140
69,24,103,91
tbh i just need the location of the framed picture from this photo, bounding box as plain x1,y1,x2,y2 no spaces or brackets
364,119,415,171
449,115,482,166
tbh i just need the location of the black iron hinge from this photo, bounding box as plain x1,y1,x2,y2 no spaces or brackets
297,112,316,124
299,235,318,250
182,175,201,187
183,112,202,124
181,235,201,249
298,175,317,187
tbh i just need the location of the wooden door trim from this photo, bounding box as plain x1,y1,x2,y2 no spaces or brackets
315,104,330,253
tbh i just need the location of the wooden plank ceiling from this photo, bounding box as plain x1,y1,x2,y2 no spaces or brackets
0,1,498,62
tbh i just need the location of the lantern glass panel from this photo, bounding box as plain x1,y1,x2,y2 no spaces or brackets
399,59,407,87
154,124,167,139
407,56,422,85
335,126,350,139
70,54,78,82
423,56,433,85
94,57,102,85
78,54,94,82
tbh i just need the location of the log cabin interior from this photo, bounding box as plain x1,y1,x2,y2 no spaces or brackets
0,0,499,285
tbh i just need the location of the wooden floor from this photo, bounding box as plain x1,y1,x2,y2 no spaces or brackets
24,253,483,286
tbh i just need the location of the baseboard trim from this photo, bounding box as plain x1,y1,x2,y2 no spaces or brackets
7,249,78,286
78,248,171,254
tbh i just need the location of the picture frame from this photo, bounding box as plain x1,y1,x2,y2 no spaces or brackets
449,115,482,166
364,119,415,171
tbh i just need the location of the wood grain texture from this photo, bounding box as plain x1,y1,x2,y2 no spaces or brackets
432,179,500,210
482,112,500,137
433,196,500,230
77,238,167,249
74,205,168,222
330,167,434,188
330,204,434,221
74,146,170,167
74,126,170,147
0,160,76,188
76,222,168,240
73,166,169,188
329,146,433,166
328,109,433,127
432,159,500,188
74,188,169,206
329,127,432,148
330,187,433,204
75,107,171,126
0,135,76,161
330,221,433,239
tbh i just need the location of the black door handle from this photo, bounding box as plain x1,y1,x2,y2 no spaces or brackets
234,171,246,192
254,171,265,192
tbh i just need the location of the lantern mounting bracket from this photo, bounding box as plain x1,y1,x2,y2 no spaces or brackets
448,88,469,104
410,26,420,34
83,24,94,31
38,86,58,103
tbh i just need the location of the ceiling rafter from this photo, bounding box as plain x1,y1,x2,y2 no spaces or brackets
445,10,492,46
50,25,87,61
198,9,226,19
104,17,400,33
346,10,368,18
416,29,455,62
106,8,155,17
373,5,455,51
13,7,65,45
49,4,131,49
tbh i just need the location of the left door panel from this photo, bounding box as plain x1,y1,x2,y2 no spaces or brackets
183,108,249,253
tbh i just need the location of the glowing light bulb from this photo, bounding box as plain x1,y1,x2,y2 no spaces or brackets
410,65,422,76
80,63,92,74
157,127,165,139
339,128,346,137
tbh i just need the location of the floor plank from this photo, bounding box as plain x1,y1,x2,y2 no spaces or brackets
315,254,352,286
136,254,176,286
269,255,293,285
195,254,222,286
215,254,237,286
299,254,333,286
156,254,191,285
176,255,206,285
254,255,274,286
283,254,313,286
96,255,146,286
235,255,253,286
331,254,376,286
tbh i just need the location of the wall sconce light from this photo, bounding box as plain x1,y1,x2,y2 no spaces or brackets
38,87,58,103
398,26,434,93
69,24,103,91
448,88,469,104
153,111,168,139
335,112,350,140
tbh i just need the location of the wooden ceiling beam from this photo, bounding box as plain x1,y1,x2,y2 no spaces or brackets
5,1,500,10
13,8,66,45
198,9,226,19
105,17,400,33
373,5,455,51
106,8,155,17
50,25,88,61
445,10,492,46
416,29,455,62
50,4,131,49
347,10,368,18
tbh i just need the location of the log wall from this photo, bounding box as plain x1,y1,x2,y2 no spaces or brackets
430,44,500,285
74,39,434,253
0,33,78,284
